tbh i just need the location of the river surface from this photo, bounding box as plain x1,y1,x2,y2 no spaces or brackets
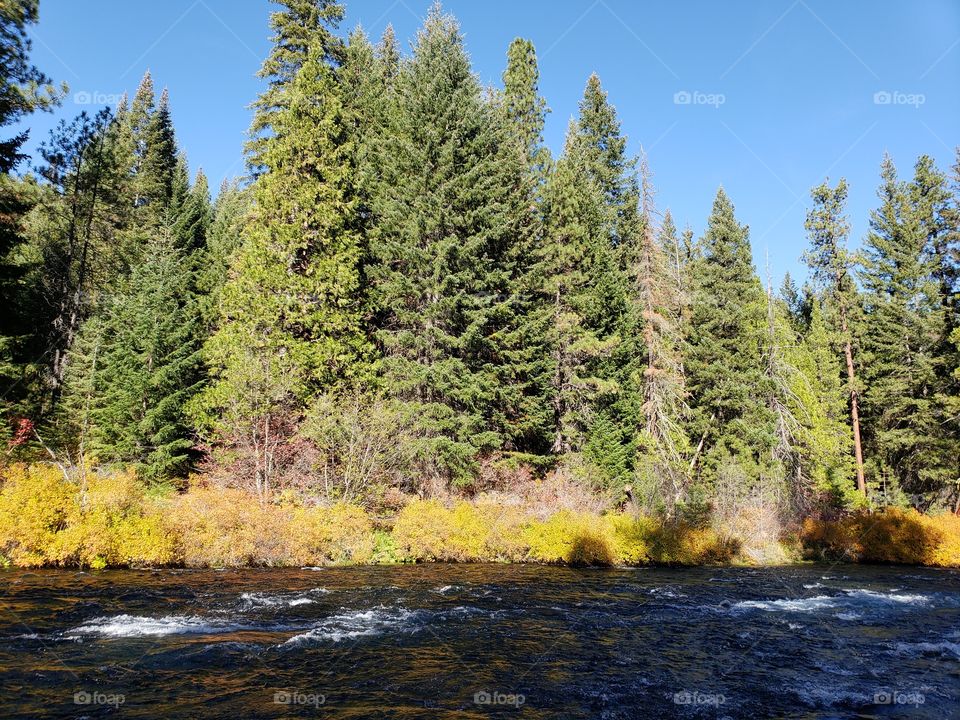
0,564,957,719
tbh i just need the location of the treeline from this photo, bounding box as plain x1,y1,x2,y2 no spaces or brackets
1,0,958,518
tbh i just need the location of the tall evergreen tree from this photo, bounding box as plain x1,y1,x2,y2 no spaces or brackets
63,227,202,481
0,0,63,439
502,37,549,179
861,156,956,504
686,188,774,483
196,10,366,495
247,0,345,173
803,178,866,496
366,6,529,484
535,128,618,458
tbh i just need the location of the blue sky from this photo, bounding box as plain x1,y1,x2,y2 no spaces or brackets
16,0,960,283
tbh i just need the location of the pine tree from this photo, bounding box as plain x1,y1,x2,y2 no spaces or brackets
803,177,866,496
195,11,366,496
0,2,66,430
137,87,178,222
33,109,130,405
574,73,638,249
171,167,210,257
366,6,531,484
247,0,345,173
620,156,689,507
491,36,553,456
859,154,946,504
787,299,855,505
502,37,550,179
686,188,774,483
63,227,203,481
536,128,619,457
197,179,250,331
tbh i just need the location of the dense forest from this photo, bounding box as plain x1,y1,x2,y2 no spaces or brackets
0,0,958,568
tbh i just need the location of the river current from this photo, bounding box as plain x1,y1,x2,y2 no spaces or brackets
1,564,957,718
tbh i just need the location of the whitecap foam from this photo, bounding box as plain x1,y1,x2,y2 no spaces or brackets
238,588,328,609
434,585,459,594
282,607,422,646
732,589,930,614
67,614,254,638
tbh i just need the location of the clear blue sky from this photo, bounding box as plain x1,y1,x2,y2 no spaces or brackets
16,0,960,284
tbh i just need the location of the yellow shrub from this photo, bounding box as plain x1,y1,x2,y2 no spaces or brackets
54,470,175,568
0,464,75,567
473,502,527,561
801,508,960,567
924,513,960,567
603,514,654,565
524,511,615,566
169,487,289,567
391,499,453,561
288,503,375,565
645,522,737,565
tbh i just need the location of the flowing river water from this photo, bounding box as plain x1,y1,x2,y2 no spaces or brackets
0,564,957,718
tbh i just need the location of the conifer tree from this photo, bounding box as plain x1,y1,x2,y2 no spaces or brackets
63,226,202,481
366,6,530,484
197,179,250,331
803,178,866,496
618,156,689,507
248,0,345,173
859,155,955,504
195,9,366,495
0,0,62,440
686,188,774,483
535,129,619,457
502,38,550,179
574,73,638,249
787,299,855,505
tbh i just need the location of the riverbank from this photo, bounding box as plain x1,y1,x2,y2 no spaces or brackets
1,463,958,569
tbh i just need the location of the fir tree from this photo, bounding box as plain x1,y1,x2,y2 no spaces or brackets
803,177,866,496
196,20,366,495
536,128,619,456
686,188,774,483
247,0,345,173
366,6,531,484
858,154,946,504
64,227,202,481
502,37,550,179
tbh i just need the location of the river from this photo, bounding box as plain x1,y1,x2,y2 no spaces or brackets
1,565,957,718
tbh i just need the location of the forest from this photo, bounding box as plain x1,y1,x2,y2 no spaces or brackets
0,0,958,568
